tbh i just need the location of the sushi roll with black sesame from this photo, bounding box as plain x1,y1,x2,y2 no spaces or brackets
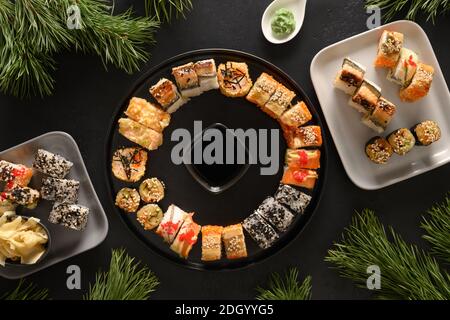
2,186,40,209
387,128,416,155
274,184,312,214
348,80,381,115
40,177,80,204
334,58,366,95
361,97,396,133
255,197,295,232
411,120,441,146
33,149,73,179
365,137,393,164
243,212,279,249
49,203,89,231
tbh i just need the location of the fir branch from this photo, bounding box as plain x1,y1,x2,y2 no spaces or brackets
422,195,450,264
256,268,312,300
326,209,450,300
2,279,49,300
145,0,193,22
84,248,159,300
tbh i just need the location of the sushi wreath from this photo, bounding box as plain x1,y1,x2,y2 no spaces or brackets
107,49,327,269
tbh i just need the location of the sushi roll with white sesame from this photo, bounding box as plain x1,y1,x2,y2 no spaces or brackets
411,120,441,146
274,184,312,214
40,177,80,204
387,128,416,155
33,149,73,179
387,48,419,87
255,197,295,232
374,30,404,69
348,80,381,115
194,59,219,92
150,78,189,113
361,97,396,133
2,186,40,209
172,62,202,98
334,58,366,95
243,213,279,249
49,203,89,231
365,136,393,164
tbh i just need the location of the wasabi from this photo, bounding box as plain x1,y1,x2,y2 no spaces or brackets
271,8,296,37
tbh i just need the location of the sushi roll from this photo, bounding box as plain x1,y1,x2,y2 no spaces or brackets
361,97,397,133
33,149,73,179
222,224,248,259
217,61,253,97
334,58,366,95
246,72,278,107
111,147,148,183
0,198,16,215
201,225,223,261
411,120,441,146
365,137,394,164
40,177,79,203
281,167,318,190
156,204,189,243
387,128,416,155
194,59,219,92
137,204,164,231
279,101,312,128
242,213,279,250
282,125,323,149
374,30,404,68
118,118,163,151
170,215,201,259
1,187,40,209
400,63,434,102
285,149,321,170
115,188,140,213
139,178,165,203
274,184,312,214
0,160,33,189
49,203,89,231
262,83,296,119
124,97,170,133
387,48,419,86
149,78,189,113
348,80,381,115
255,197,295,232
172,62,202,98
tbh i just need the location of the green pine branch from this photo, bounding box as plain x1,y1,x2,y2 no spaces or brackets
325,209,450,300
2,279,49,300
145,0,193,23
256,268,312,300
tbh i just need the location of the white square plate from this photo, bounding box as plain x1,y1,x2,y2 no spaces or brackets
310,20,450,190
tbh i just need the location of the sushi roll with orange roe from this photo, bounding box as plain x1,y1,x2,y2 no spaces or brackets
374,30,404,68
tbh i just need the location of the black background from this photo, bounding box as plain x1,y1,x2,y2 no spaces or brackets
0,0,449,299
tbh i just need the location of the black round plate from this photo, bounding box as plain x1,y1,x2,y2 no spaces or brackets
105,49,327,270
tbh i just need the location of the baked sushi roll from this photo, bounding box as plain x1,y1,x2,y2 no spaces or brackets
118,118,163,151
387,48,419,86
348,80,381,114
246,72,278,107
217,61,253,97
0,160,33,189
40,177,79,203
112,147,147,183
274,184,312,214
281,167,318,190
278,101,312,128
172,62,202,98
374,30,404,68
285,149,321,170
334,58,366,95
399,63,434,102
170,215,201,259
156,204,189,243
242,213,279,249
49,203,89,231
137,204,164,231
411,120,441,146
282,125,323,149
361,97,396,133
255,197,295,232
387,128,416,155
194,59,219,92
1,186,40,209
262,83,296,119
124,97,170,133
149,78,188,113
222,224,247,259
139,178,165,203
365,137,393,164
33,149,73,179
115,188,140,213
201,225,223,261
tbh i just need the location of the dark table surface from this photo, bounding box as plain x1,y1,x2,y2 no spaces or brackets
0,0,449,299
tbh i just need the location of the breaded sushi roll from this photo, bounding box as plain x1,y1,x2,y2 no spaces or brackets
278,101,312,128
172,62,202,98
400,63,434,102
262,83,296,119
285,149,321,170
387,128,416,155
217,61,253,97
281,167,318,190
387,48,419,86
365,137,393,164
348,80,381,115
246,72,278,106
194,59,219,92
361,97,396,133
374,30,404,68
150,78,188,114
411,120,441,146
334,58,366,95
125,97,170,133
118,118,163,151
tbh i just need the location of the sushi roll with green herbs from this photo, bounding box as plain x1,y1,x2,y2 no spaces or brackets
387,128,416,155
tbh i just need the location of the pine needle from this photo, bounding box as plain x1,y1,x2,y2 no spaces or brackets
422,195,450,264
256,268,312,300
84,248,159,300
2,279,49,300
326,209,450,300
145,0,193,23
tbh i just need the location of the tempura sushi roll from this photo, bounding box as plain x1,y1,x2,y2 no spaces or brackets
40,177,80,203
348,80,381,114
217,61,253,97
156,204,189,243
149,78,189,113
170,215,201,259
281,167,318,190
124,97,170,133
411,120,441,146
194,59,219,92
172,62,202,98
282,125,323,149
246,72,278,107
334,58,366,95
255,197,295,232
285,149,321,170
279,101,312,128
262,83,296,119
2,186,40,209
400,63,434,102
201,225,223,261
33,149,73,179
365,137,393,164
274,184,311,214
243,213,279,249
361,97,396,133
49,203,89,231
222,224,248,259
118,118,163,151
0,160,33,188
387,128,416,155
374,30,404,68
387,48,419,86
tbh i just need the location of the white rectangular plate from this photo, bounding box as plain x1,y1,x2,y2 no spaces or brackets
0,132,108,279
310,20,450,190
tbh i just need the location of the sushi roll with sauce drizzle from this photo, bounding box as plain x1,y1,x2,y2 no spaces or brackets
374,30,404,68
348,80,381,115
150,78,189,114
1,186,40,209
285,149,320,170
400,63,434,102
156,204,189,244
0,161,33,189
411,120,441,146
365,137,393,164
246,72,278,107
387,128,416,155
172,62,202,98
361,97,396,133
194,59,219,92
262,83,296,119
387,48,419,87
334,58,366,95
217,62,253,97
281,167,318,190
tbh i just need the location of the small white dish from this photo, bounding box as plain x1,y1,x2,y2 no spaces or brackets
310,20,450,190
261,0,307,44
